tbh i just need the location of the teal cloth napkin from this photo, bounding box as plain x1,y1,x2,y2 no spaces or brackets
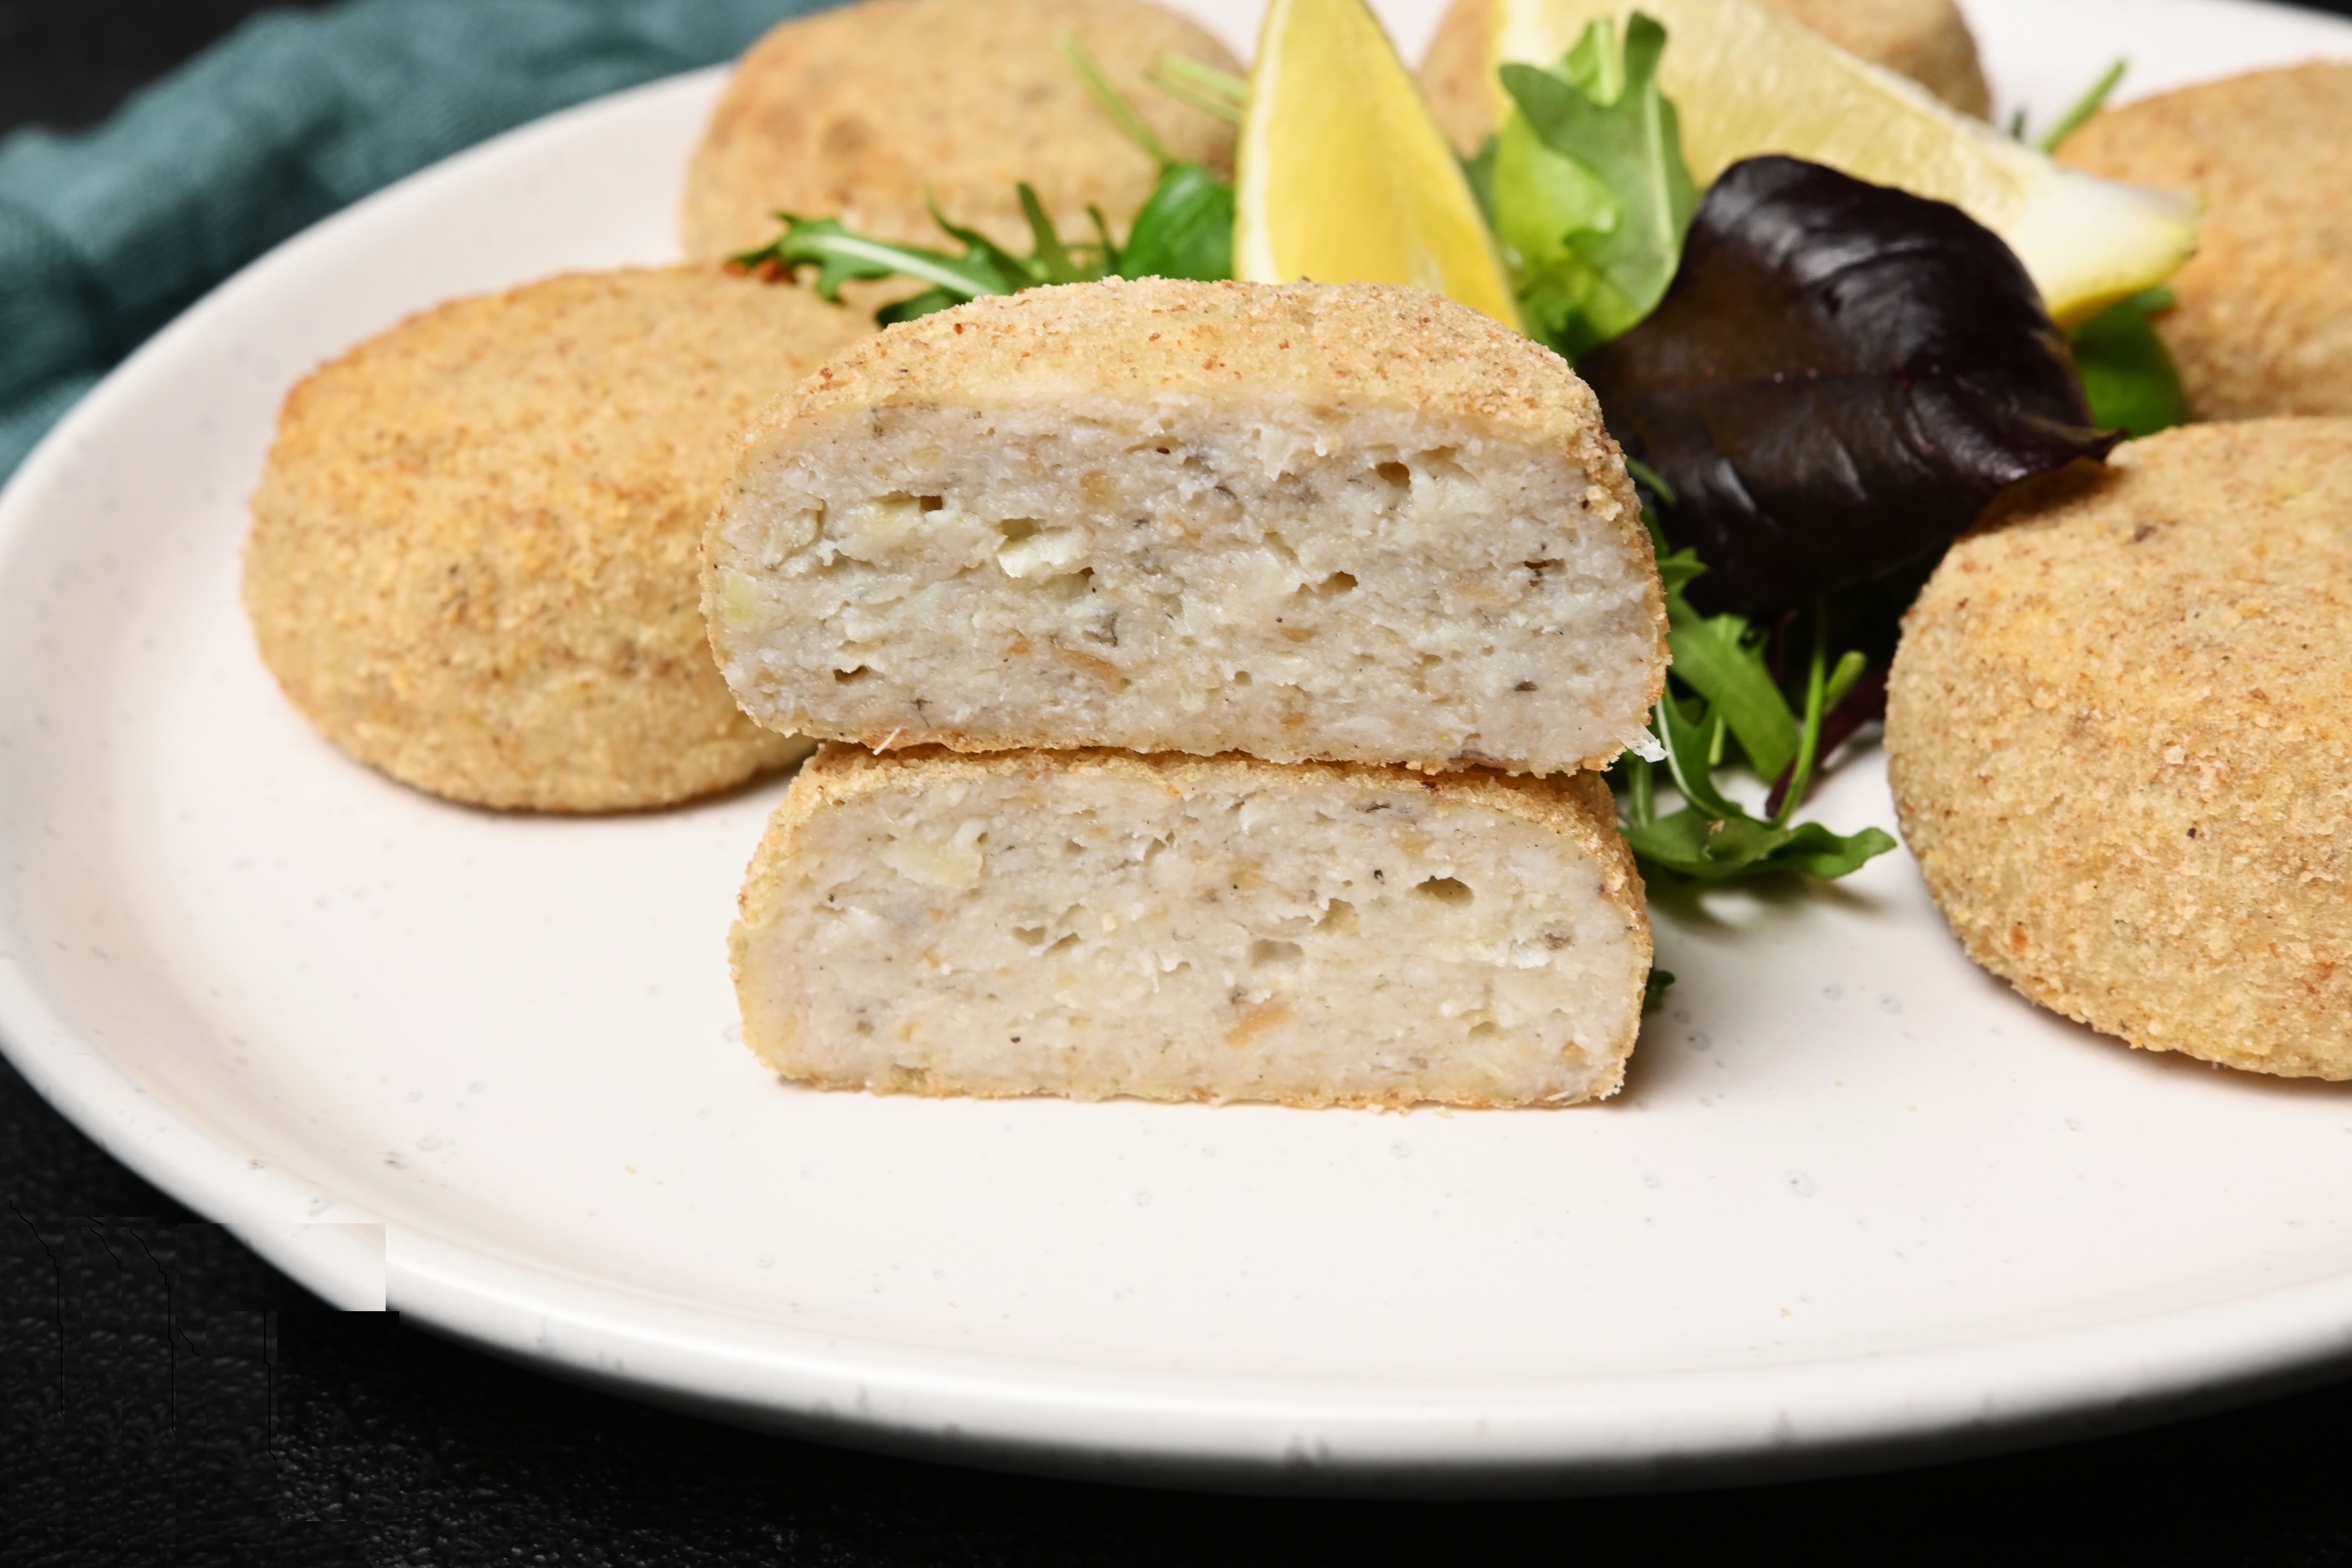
0,0,837,483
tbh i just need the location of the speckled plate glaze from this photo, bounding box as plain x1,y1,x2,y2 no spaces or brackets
3,0,2349,1492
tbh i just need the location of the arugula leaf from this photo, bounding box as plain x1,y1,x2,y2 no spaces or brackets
1663,597,1799,784
1619,670,1896,882
1119,162,1235,282
870,286,971,326
1652,690,1744,820
1624,460,1705,596
1147,50,1246,125
733,184,1118,326
1490,14,1698,359
1643,967,1677,1013
1628,460,1794,779
1057,30,1173,166
1652,547,1704,594
733,217,1013,305
2031,57,2127,152
1064,31,1234,282
1612,487,1896,885
2069,287,2190,438
1971,54,2178,444
1625,804,1897,880
740,163,1223,324
735,33,1236,324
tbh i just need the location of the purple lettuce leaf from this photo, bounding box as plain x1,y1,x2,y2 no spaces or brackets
1580,155,2118,614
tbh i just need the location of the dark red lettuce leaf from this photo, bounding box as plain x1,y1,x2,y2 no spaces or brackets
1580,155,2118,614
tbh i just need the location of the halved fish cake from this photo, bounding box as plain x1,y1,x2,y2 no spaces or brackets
732,744,1652,1108
705,279,1667,775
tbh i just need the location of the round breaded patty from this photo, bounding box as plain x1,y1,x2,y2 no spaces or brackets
1420,0,1991,156
2060,64,2352,421
245,268,871,812
681,0,1240,265
1886,420,2352,1079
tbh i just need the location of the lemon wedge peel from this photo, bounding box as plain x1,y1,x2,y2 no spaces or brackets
1236,0,1521,328
1486,0,2197,324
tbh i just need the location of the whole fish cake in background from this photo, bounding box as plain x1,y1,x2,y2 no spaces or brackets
2060,64,2352,421
1419,0,1991,155
245,268,870,812
732,746,1652,1108
706,279,1667,776
681,0,1240,264
1886,420,2352,1080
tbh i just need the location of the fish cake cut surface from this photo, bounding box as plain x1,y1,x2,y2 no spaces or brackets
732,746,1652,1108
1886,420,2352,1079
682,0,1240,264
245,268,871,812
706,280,1667,775
2061,64,2352,420
1420,0,1991,156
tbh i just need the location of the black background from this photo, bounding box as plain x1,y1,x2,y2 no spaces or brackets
6,3,2352,1563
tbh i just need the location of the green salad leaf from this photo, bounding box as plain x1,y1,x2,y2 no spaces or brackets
1643,967,1677,1013
733,186,1116,324
735,33,1232,321
2012,57,2127,152
1117,161,1236,283
1051,33,1236,282
1146,50,1247,125
2034,57,2191,448
1662,594,1800,786
1612,464,1896,884
1489,14,1698,360
2069,286,2190,438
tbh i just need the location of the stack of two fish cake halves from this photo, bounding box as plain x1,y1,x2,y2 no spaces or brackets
707,280,1669,1108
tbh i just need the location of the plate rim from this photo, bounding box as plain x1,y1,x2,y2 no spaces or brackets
0,68,735,1314
5,5,2352,1489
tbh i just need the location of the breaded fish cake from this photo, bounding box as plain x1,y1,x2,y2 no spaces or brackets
1420,0,1992,155
245,268,871,812
681,0,1240,265
705,278,1668,777
1886,420,2352,1079
732,744,1652,1108
2060,64,2352,420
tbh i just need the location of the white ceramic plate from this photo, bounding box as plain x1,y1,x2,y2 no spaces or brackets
3,0,2349,1492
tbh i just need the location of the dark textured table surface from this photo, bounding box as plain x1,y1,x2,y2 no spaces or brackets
6,2,2352,1563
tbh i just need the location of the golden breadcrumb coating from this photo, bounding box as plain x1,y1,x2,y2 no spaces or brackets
681,0,1240,265
1419,0,1991,155
244,267,871,812
705,279,1667,776
1887,420,2352,1079
771,275,1641,446
732,744,1651,1108
2059,64,2352,421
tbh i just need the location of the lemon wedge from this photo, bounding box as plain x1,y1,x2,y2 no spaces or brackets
1486,0,2197,323
1236,0,1520,327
